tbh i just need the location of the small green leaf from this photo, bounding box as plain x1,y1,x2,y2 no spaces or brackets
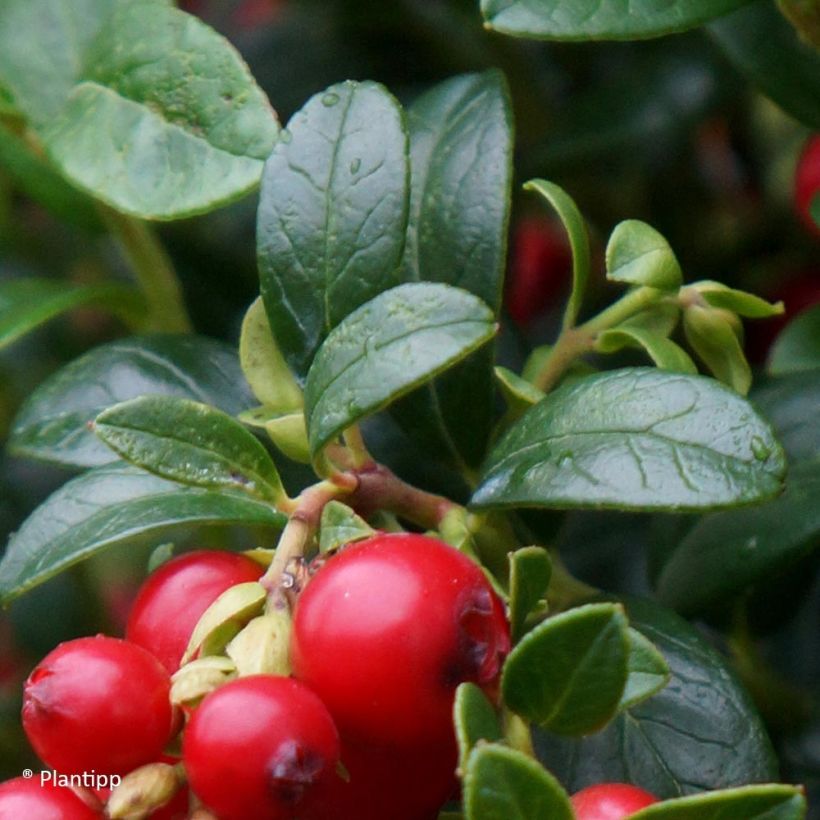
620,628,670,710
495,367,546,418
454,683,502,772
522,345,597,386
257,80,409,381
606,221,682,291
0,463,286,605
464,744,573,820
631,784,807,819
694,282,784,319
595,327,698,375
239,297,303,411
481,0,754,41
94,396,287,504
305,283,496,457
473,368,785,512
318,501,375,554
683,305,752,395
0,278,144,351
622,303,682,338
509,547,552,642
502,603,629,735
523,180,590,331
768,305,820,375
239,406,311,464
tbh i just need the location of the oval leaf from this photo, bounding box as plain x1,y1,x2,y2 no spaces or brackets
509,546,552,642
304,283,496,457
697,284,783,319
768,305,820,375
621,628,670,711
257,80,409,381
9,335,254,468
595,327,698,375
94,396,287,504
631,784,807,819
0,463,286,605
472,368,786,512
606,221,682,291
455,682,503,772
318,501,375,554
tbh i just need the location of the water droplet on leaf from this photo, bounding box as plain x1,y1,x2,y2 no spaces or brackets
322,93,340,107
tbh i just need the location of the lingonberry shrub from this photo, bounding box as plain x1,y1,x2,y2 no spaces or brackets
0,776,100,819
571,783,660,819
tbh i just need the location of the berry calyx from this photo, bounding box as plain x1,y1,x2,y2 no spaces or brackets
22,636,173,776
571,783,660,819
126,550,263,674
182,675,340,820
290,532,510,747
795,135,820,236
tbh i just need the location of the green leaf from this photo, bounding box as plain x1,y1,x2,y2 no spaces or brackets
533,596,778,796
524,180,589,331
391,71,513,469
94,396,287,504
464,744,574,820
606,221,682,291
595,327,698,375
482,0,754,41
257,80,408,381
472,368,786,512
502,603,629,735
0,278,144,351
508,546,552,642
454,683,502,772
631,784,807,819
656,460,820,616
495,367,546,419
304,283,496,457
318,501,375,554
43,3,278,220
10,335,254,468
239,406,311,464
0,462,286,605
694,282,784,319
621,628,670,710
710,0,820,130
768,305,820,375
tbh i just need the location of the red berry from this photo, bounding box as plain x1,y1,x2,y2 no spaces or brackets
22,636,173,776
795,135,820,236
0,776,100,819
183,676,340,820
290,533,510,747
126,550,263,673
571,783,660,819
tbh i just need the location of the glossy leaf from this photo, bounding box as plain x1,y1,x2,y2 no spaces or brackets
43,3,278,219
768,305,820,375
318,501,374,554
710,0,820,130
508,546,552,642
472,368,786,512
481,0,754,41
631,784,806,819
656,460,820,615
257,80,408,380
464,744,574,820
595,327,698,375
10,335,254,468
533,597,778,796
0,463,286,605
621,628,670,710
454,683,502,772
502,603,630,735
94,396,287,503
304,283,496,456
606,221,682,291
0,278,143,351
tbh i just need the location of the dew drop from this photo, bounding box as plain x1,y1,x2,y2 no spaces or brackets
349,158,361,174
322,92,340,107
750,436,771,461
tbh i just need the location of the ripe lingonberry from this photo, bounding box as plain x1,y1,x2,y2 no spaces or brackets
126,550,263,673
290,533,510,747
0,776,100,819
22,636,173,776
183,675,340,820
571,783,660,819
795,135,820,236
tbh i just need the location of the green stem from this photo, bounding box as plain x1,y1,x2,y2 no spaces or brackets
580,286,663,334
99,206,192,333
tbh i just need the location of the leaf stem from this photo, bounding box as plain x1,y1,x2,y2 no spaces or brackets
342,424,375,470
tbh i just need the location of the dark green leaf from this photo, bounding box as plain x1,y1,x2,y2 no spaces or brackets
656,460,820,616
710,0,820,130
43,3,278,219
768,305,820,375
533,597,778,796
472,368,786,512
318,501,374,554
257,80,408,381
454,683,502,772
95,396,286,503
621,628,670,710
464,744,573,820
0,278,144,351
509,546,552,642
683,306,752,395
595,327,697,375
631,784,807,819
0,463,286,605
606,221,682,291
304,283,496,457
482,0,754,41
502,603,629,735
10,335,253,468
